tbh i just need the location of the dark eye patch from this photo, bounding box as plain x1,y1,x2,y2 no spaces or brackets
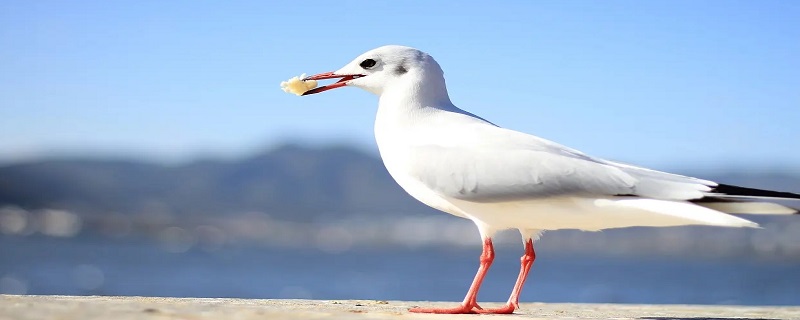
395,64,408,75
360,59,377,69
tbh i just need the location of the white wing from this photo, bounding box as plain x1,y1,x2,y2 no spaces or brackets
407,125,714,203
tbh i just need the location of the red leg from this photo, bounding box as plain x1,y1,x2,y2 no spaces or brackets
476,238,536,314
409,238,496,314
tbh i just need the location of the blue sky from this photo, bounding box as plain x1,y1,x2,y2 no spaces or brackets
2,1,799,172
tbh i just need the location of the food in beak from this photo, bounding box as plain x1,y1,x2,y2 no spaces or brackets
280,74,319,96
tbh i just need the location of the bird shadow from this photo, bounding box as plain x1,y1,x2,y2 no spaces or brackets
641,317,780,320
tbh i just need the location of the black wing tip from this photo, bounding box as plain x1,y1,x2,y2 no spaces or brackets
713,183,800,200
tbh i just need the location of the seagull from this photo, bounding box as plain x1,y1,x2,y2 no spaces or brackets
299,45,800,314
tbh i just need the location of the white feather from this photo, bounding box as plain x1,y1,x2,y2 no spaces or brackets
445,196,758,232
695,201,797,215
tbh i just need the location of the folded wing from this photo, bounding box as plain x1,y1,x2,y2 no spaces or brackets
408,126,799,214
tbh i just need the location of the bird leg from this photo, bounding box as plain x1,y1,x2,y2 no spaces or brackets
408,238,496,314
476,238,536,314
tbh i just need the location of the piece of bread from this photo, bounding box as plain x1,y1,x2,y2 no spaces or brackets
280,74,318,96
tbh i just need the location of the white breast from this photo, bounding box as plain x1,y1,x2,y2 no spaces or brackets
374,104,470,219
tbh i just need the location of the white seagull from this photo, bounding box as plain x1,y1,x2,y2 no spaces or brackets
299,45,800,314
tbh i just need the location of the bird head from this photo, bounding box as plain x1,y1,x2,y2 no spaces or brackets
302,45,446,97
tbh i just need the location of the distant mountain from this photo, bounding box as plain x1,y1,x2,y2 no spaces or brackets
0,144,798,222
0,144,434,221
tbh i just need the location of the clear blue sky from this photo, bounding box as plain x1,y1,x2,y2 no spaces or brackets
2,1,799,172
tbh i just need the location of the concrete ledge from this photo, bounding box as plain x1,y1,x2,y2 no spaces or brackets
2,295,799,319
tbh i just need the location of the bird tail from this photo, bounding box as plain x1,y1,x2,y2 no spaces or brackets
692,184,800,215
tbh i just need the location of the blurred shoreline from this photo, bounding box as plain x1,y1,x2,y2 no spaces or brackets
2,205,799,261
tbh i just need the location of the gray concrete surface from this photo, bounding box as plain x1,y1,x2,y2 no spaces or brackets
1,295,799,319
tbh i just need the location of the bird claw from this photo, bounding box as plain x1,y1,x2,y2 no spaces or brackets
408,307,476,314
409,301,516,314
475,303,516,314
409,303,481,314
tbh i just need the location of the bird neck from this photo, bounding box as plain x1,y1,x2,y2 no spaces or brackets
375,73,469,151
378,72,454,115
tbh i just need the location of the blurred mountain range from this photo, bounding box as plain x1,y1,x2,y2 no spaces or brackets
0,144,436,222
1,144,799,222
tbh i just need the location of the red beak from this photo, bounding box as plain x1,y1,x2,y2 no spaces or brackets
301,72,365,96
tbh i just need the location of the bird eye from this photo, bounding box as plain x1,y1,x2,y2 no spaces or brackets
359,59,377,69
